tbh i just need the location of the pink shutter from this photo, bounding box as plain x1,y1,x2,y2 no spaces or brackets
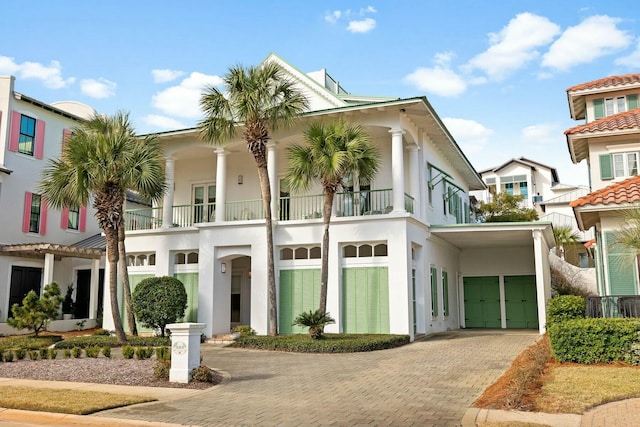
35,120,45,159
40,198,48,235
22,192,32,232
9,111,21,152
61,207,69,229
62,129,72,151
79,206,87,232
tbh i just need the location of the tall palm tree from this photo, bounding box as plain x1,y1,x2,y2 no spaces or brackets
553,225,580,261
199,61,308,336
285,118,380,314
40,112,165,343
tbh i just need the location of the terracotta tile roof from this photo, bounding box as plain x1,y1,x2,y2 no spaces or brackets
565,108,640,136
567,73,640,92
584,239,596,249
570,175,640,207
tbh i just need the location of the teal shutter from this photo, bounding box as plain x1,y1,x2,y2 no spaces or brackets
442,271,449,316
430,267,438,317
593,98,605,119
605,232,638,295
600,154,613,180
174,273,198,322
628,94,638,110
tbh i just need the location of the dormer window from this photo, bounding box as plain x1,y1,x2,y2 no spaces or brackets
613,152,638,178
605,97,627,116
594,95,638,119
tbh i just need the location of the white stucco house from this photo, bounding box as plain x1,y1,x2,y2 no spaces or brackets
0,76,104,334
567,73,640,300
102,53,554,340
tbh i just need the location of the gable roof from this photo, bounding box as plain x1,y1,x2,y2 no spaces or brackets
565,108,640,164
479,157,559,183
570,175,640,208
566,73,640,120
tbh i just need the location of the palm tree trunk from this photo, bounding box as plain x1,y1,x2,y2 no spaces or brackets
118,226,137,336
255,154,278,336
106,227,127,343
319,190,335,314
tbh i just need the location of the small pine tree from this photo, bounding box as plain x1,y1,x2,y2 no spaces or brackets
7,282,63,337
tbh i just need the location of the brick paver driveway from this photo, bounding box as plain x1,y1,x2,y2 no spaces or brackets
99,330,537,426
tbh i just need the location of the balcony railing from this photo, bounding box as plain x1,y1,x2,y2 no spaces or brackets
587,296,640,318
125,189,413,231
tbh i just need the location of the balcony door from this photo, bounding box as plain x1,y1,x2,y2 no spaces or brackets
193,183,216,223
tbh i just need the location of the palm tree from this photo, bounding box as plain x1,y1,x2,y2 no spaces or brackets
553,225,580,261
285,118,380,314
614,208,640,275
198,61,308,336
293,309,335,340
40,112,165,343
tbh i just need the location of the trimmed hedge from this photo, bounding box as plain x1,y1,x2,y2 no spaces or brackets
548,318,640,363
546,295,586,327
230,334,410,353
0,336,61,352
54,335,170,349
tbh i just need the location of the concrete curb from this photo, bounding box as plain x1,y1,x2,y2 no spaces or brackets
0,408,198,426
462,407,582,427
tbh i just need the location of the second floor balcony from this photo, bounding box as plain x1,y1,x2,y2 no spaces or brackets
125,189,416,231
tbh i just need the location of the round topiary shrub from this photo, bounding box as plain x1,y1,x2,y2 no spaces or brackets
547,295,586,326
132,276,187,337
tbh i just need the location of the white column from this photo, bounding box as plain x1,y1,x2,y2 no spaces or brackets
43,253,54,288
215,148,226,222
89,258,100,319
267,142,278,219
532,230,548,334
390,128,406,213
408,145,420,218
162,157,175,228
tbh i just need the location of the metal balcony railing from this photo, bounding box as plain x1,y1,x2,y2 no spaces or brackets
586,296,640,318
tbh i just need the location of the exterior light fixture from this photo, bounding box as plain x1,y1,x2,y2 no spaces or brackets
221,262,226,273
237,175,243,184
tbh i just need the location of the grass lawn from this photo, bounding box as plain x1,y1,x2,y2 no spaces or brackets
0,386,155,415
536,364,640,414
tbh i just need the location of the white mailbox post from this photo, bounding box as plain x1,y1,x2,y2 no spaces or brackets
167,322,206,383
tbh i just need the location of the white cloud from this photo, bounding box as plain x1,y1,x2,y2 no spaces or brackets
465,13,560,80
442,118,494,154
360,6,376,14
152,72,224,119
0,55,75,89
347,18,376,33
143,114,187,130
80,78,116,99
521,123,562,145
152,69,186,83
616,38,640,67
405,67,467,97
325,10,341,24
542,15,631,71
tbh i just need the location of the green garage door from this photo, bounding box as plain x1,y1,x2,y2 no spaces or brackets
505,275,538,329
463,276,501,328
342,267,389,334
174,273,199,323
279,269,321,334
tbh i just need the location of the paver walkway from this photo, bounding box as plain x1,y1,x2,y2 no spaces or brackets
99,330,538,426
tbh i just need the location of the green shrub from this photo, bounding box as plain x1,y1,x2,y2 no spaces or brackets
155,346,170,361
548,318,640,363
132,276,187,337
0,336,61,353
231,325,256,337
546,295,586,326
231,334,410,353
71,347,82,358
63,349,71,359
85,346,100,358
92,328,111,336
293,310,335,339
122,345,135,359
28,350,39,360
48,348,58,359
101,346,111,358
135,346,154,360
191,365,214,382
153,360,170,379
39,348,49,359
7,282,64,337
54,335,170,349
15,349,26,360
4,351,14,362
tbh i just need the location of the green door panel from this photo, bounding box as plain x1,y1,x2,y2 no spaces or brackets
463,276,501,328
342,267,389,334
504,275,538,329
605,232,638,295
174,273,199,322
279,269,321,334
124,274,154,333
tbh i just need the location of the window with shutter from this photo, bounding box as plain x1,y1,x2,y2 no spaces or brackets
599,154,613,180
593,98,605,120
430,266,438,317
628,94,639,110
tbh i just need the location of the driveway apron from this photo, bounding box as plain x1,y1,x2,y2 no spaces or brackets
98,330,537,426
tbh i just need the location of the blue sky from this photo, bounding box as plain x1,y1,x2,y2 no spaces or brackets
2,1,640,186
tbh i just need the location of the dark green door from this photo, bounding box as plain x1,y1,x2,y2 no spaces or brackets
505,275,538,329
463,276,501,328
